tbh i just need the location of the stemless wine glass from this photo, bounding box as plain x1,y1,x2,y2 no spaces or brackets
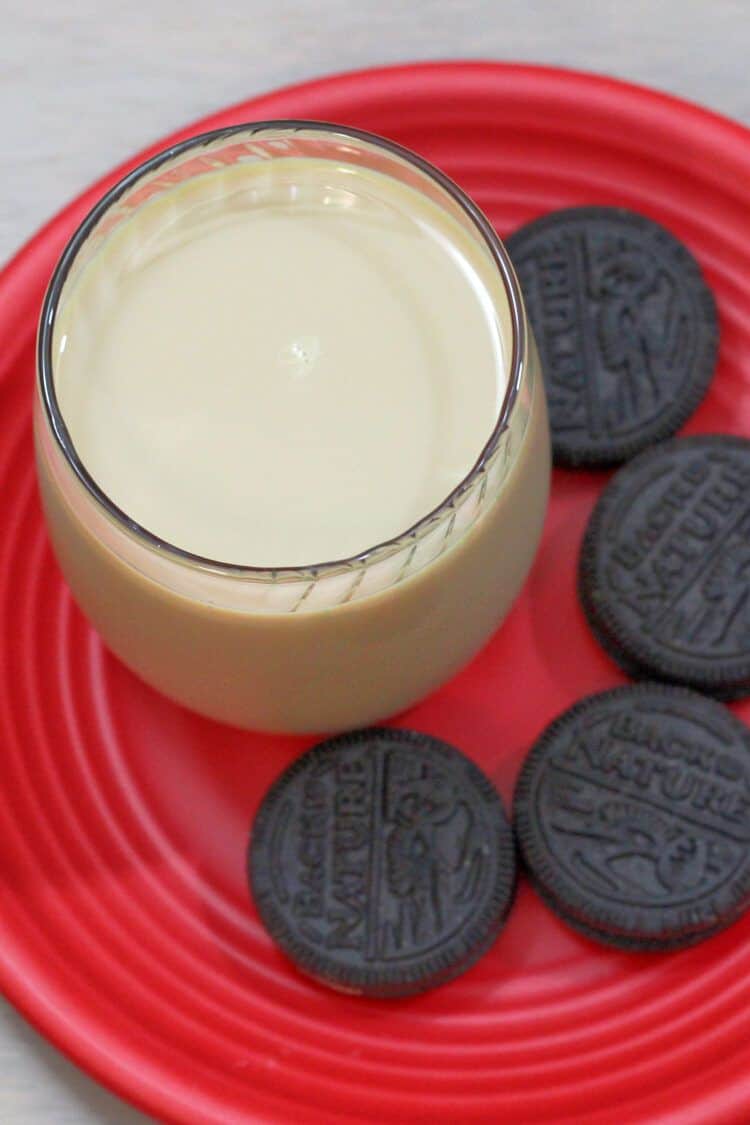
35,122,550,733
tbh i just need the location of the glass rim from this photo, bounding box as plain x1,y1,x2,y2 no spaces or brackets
38,119,527,580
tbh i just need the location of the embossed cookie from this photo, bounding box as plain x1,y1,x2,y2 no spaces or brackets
507,207,718,467
580,435,750,698
249,729,516,996
514,685,750,950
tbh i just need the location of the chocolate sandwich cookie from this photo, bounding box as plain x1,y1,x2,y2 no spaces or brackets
579,435,750,698
250,728,516,997
513,685,750,950
507,207,718,467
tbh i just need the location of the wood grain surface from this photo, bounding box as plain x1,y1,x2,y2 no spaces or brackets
1,2,748,1120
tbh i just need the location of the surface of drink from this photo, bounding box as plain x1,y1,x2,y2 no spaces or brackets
36,126,550,732
53,159,506,566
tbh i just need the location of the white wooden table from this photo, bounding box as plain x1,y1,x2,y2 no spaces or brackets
1,2,749,1120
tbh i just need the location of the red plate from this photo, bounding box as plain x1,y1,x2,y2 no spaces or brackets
2,62,750,1124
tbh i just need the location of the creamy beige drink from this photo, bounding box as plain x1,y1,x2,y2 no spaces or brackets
36,124,550,732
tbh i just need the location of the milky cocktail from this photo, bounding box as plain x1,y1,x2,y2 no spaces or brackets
36,124,550,732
